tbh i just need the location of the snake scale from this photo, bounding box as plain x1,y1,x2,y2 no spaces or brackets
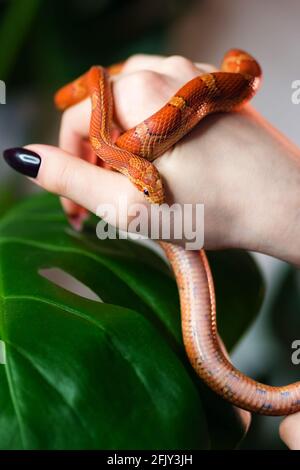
55,49,300,416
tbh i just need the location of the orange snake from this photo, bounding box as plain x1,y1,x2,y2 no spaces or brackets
55,50,300,416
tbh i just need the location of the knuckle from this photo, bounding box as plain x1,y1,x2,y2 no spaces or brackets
164,55,194,71
125,53,150,67
131,69,162,89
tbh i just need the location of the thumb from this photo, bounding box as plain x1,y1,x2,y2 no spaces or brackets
3,144,145,227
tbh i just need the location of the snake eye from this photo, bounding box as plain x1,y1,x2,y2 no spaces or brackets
143,189,149,196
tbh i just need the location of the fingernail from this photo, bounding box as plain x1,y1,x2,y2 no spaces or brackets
3,147,41,178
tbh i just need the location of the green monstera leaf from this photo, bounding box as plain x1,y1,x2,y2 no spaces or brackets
0,179,21,218
0,193,264,449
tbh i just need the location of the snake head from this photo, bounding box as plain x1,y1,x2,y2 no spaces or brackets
129,157,165,204
131,176,165,204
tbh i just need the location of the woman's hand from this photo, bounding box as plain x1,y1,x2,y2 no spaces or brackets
4,54,300,264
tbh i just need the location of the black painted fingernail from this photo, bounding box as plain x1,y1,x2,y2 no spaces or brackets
3,147,41,178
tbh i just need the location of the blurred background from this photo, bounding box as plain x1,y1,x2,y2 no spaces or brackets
1,0,300,449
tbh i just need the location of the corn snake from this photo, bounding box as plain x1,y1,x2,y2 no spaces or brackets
54,49,300,415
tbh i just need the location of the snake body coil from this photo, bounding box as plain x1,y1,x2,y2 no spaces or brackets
55,50,300,416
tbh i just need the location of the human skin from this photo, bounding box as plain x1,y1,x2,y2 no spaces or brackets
19,54,300,447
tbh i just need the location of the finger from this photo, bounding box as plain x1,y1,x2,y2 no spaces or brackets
60,141,98,229
58,97,90,219
57,71,165,153
161,55,216,80
57,58,218,157
279,414,300,449
113,59,218,130
121,53,166,75
58,99,93,227
58,56,167,155
58,98,91,156
58,97,121,220
24,144,145,227
57,57,166,156
56,74,124,221
58,56,218,149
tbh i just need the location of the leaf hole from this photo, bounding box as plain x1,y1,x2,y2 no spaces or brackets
39,268,103,302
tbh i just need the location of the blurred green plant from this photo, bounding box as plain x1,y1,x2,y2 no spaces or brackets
0,193,265,449
0,0,41,80
0,0,194,90
0,179,22,218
